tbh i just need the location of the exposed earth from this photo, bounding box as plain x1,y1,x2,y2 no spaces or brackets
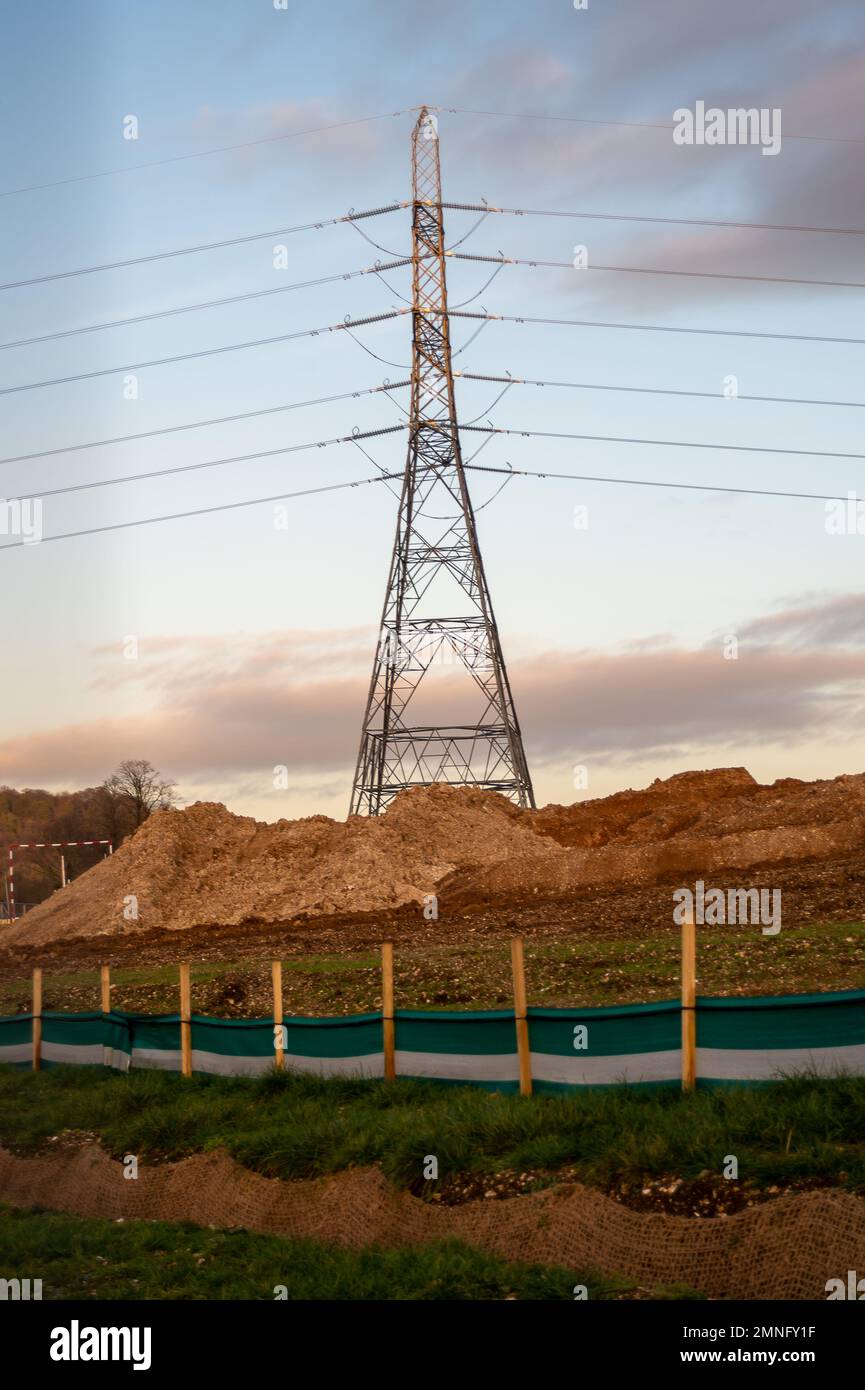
1,767,863,1007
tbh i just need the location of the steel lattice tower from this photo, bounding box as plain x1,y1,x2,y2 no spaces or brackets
349,108,535,816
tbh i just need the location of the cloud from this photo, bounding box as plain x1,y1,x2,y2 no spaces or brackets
738,592,865,648
4,593,865,793
89,628,375,695
175,95,395,186
521,643,865,764
434,11,865,313
448,45,572,109
164,6,864,311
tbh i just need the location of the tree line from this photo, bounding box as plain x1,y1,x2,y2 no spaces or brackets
0,760,177,909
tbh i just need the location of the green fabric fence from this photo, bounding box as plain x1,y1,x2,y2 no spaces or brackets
1,989,863,1090
695,988,865,1086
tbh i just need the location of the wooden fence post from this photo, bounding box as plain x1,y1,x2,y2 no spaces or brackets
681,909,697,1092
381,942,395,1081
272,960,284,1070
511,938,532,1097
32,967,42,1072
100,964,111,1013
179,962,192,1078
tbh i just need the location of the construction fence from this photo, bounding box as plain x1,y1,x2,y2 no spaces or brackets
1,940,863,1093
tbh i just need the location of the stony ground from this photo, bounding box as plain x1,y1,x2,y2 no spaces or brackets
0,883,862,1016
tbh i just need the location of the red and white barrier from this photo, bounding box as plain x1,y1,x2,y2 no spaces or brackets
6,840,113,919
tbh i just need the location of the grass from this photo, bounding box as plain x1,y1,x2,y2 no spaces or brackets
1,920,862,1017
0,1205,650,1300
1,1064,863,1194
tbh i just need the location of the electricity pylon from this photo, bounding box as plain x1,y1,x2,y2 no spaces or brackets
349,107,534,816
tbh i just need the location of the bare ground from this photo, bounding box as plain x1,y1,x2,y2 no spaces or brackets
1,768,863,1013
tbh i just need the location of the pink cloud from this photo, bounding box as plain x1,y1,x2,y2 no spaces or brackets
3,594,865,791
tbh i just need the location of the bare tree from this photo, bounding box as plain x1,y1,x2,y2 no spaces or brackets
102,760,178,829
95,780,131,844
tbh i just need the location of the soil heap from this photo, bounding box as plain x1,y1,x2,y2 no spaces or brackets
4,768,865,947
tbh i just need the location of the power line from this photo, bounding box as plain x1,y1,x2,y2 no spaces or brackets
451,251,865,291
9,364,857,473
6,298,856,398
0,472,404,551
440,106,865,149
441,200,865,237
0,259,411,353
450,309,865,347
0,110,413,199
0,381,411,468
4,454,857,555
464,462,864,504
460,423,864,461
342,322,410,369
347,217,410,258
3,245,853,358
3,370,856,472
0,204,407,293
0,309,407,396
8,102,858,204
9,187,855,298
458,371,865,411
11,412,859,508
5,195,856,299
14,426,407,504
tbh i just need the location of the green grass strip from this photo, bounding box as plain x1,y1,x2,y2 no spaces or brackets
0,1205,656,1301
1,1064,864,1193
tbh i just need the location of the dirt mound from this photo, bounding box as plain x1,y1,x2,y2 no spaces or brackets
5,770,865,948
528,766,865,850
1,1142,862,1299
3,785,564,947
531,767,760,848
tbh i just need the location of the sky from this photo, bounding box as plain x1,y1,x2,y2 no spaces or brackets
1,0,864,822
